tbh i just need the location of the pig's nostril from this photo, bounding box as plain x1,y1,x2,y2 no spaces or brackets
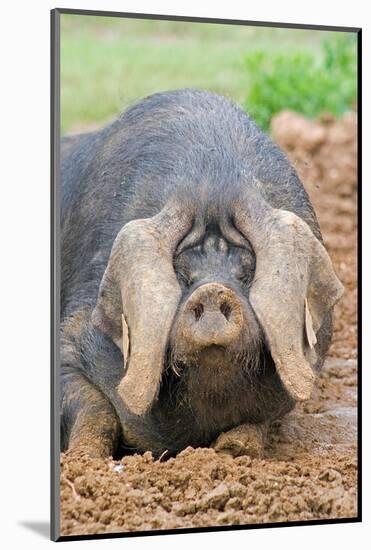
193,303,204,321
220,302,232,320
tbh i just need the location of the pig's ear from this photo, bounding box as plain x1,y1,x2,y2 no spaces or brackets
234,184,343,402
92,199,193,416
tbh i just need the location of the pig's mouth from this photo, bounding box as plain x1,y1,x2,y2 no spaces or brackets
165,336,266,402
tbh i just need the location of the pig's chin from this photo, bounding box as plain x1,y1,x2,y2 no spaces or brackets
169,341,263,405
160,339,269,441
197,345,229,369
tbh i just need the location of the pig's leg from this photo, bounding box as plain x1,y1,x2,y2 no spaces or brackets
61,371,121,458
212,422,269,458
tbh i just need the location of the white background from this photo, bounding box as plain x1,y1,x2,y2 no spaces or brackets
0,0,368,548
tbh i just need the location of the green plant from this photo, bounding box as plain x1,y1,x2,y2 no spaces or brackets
244,34,357,131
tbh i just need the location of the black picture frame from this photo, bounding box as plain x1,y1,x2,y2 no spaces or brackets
51,8,362,542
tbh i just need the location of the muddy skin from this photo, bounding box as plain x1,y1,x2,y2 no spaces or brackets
60,97,357,534
61,90,339,459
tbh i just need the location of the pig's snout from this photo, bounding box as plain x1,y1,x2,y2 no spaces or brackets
178,283,243,349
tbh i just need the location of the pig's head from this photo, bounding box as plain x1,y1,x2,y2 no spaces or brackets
168,229,262,394
92,183,343,417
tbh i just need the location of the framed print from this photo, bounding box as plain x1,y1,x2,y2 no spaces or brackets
51,8,361,541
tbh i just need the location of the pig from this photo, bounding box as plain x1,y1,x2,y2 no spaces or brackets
60,89,343,459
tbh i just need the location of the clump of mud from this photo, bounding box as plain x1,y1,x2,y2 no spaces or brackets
60,111,358,536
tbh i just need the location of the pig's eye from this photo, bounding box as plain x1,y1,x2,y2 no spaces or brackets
187,272,200,287
237,273,250,283
175,265,198,288
180,273,194,288
236,264,255,284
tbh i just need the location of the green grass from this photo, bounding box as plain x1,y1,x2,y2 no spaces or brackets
244,34,357,131
61,14,357,134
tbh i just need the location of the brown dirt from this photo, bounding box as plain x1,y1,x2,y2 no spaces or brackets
60,111,358,536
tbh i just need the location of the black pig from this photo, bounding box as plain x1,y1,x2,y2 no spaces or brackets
60,89,343,458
